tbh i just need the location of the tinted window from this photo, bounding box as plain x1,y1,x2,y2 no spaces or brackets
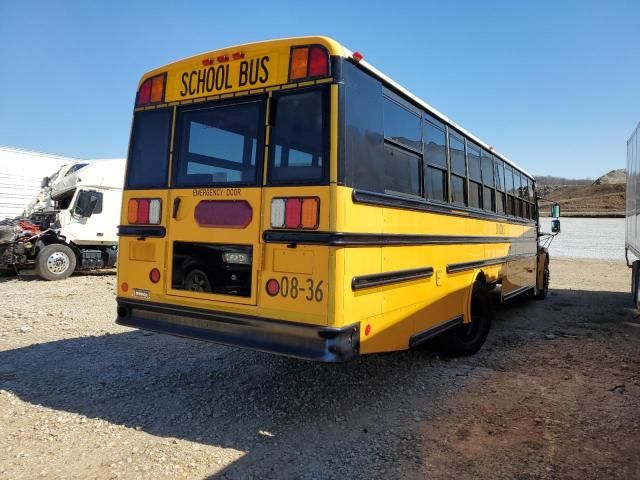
383,144,420,197
424,121,446,168
469,181,482,209
126,109,171,189
174,100,263,187
495,160,505,191
425,166,446,202
467,143,481,181
383,97,421,150
481,151,494,187
515,173,524,198
505,165,515,195
496,191,505,214
342,62,385,192
449,134,465,175
483,186,494,211
451,175,465,205
269,90,327,184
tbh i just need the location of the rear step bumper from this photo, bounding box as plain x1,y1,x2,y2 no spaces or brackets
116,298,360,363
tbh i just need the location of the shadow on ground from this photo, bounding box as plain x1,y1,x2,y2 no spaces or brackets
0,288,635,478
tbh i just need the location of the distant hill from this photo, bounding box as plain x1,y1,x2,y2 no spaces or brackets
537,169,626,217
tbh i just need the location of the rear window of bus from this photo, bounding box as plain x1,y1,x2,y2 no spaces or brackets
173,100,264,187
126,109,172,189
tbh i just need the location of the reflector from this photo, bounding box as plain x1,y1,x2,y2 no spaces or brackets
266,278,280,296
289,47,309,80
149,268,161,283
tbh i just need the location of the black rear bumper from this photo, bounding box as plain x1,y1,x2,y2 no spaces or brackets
116,298,360,363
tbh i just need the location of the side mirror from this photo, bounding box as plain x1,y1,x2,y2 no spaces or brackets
551,204,560,218
83,195,100,218
551,219,561,234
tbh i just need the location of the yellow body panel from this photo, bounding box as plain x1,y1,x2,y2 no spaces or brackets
118,36,540,358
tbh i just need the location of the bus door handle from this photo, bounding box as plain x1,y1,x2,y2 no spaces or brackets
172,197,182,219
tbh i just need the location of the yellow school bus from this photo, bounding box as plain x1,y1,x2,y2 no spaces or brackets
116,36,549,362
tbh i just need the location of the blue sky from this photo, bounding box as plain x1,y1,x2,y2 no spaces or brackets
0,0,638,179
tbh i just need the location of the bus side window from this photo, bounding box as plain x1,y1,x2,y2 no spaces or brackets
343,61,385,193
528,179,536,219
449,133,466,206
505,165,515,215
467,142,482,209
381,96,422,197
495,160,506,215
481,150,495,212
423,119,447,202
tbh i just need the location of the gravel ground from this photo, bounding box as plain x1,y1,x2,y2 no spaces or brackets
0,260,639,479
541,217,625,260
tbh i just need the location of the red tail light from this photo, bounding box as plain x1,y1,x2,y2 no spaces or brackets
135,73,166,107
271,197,319,230
289,45,330,81
127,199,162,225
284,198,302,228
309,46,329,77
137,199,150,223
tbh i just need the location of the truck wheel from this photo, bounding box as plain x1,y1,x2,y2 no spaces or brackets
184,269,211,292
534,257,550,300
35,244,77,281
435,281,492,357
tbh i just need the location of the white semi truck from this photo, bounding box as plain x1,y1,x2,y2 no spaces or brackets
626,122,640,307
0,158,125,280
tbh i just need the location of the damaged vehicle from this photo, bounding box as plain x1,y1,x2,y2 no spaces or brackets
0,159,125,280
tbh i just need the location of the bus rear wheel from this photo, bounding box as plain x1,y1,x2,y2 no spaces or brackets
435,281,492,357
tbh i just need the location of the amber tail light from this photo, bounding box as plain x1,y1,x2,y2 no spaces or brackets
270,197,319,229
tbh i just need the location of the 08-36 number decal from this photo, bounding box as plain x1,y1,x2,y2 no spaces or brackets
279,276,324,302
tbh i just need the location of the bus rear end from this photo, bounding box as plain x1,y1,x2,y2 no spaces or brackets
116,37,358,362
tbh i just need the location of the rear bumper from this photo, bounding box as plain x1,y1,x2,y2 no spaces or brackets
116,298,360,363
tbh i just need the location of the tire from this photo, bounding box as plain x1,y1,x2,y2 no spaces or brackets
184,269,212,292
435,281,493,357
534,256,550,300
35,243,77,281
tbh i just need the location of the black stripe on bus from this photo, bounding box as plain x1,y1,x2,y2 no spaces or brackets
117,225,166,238
262,230,535,246
351,267,434,291
409,315,464,348
446,253,538,274
352,189,537,226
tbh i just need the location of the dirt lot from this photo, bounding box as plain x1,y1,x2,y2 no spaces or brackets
0,259,639,479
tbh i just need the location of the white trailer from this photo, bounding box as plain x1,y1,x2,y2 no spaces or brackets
626,122,640,306
0,158,125,280
0,146,85,219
